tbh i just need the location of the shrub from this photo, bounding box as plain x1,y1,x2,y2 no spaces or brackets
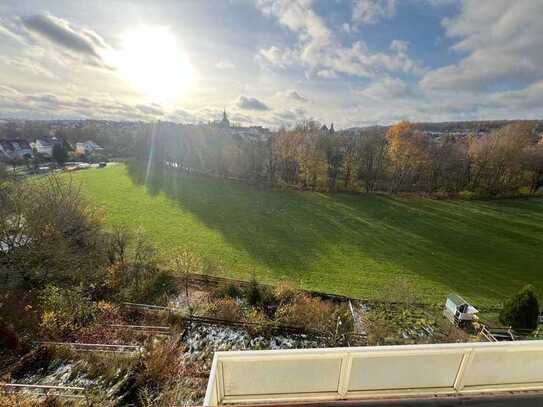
457,190,475,200
366,318,396,346
105,261,130,292
170,249,203,276
260,286,277,310
138,337,183,394
1,175,108,290
499,285,540,331
244,274,263,306
95,301,122,324
39,285,97,336
274,281,299,305
275,293,353,338
0,394,54,407
128,271,178,305
443,326,470,343
106,226,131,265
244,308,271,336
243,275,277,309
214,282,242,299
205,298,243,321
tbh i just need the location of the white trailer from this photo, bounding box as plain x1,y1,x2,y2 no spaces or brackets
443,293,479,328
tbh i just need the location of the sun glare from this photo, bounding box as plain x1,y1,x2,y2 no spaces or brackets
112,27,195,103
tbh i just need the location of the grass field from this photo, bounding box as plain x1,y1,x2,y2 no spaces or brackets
70,163,543,307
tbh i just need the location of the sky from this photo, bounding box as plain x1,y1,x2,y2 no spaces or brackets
0,0,542,129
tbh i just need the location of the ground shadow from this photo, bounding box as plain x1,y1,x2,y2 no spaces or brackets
123,162,543,305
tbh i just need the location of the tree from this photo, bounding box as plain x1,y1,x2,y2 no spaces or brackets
171,249,203,313
499,285,540,331
386,121,432,193
319,131,343,191
521,144,543,194
427,136,469,193
1,175,106,290
468,123,534,195
355,129,387,192
52,143,68,166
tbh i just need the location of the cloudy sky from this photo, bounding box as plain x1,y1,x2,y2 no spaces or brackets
0,0,542,128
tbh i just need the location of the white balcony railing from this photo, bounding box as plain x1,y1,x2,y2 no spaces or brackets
204,340,543,406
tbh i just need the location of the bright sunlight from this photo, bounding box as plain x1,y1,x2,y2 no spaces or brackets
111,27,195,103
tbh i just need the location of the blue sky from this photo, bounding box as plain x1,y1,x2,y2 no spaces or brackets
0,0,542,128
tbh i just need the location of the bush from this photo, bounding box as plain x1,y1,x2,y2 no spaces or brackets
274,281,299,305
244,308,271,336
105,261,130,292
39,285,97,337
366,318,396,346
214,282,242,299
1,175,108,290
275,293,353,339
127,271,178,305
205,298,243,321
243,274,277,309
499,285,540,331
106,226,131,265
140,338,181,389
244,274,263,306
170,249,203,275
457,190,475,200
0,394,57,407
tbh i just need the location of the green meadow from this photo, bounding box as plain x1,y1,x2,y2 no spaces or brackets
70,163,543,307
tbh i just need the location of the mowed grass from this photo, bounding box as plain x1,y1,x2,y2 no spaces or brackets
70,164,543,307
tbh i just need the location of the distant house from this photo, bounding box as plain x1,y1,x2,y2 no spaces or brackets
75,140,104,155
0,139,33,160
35,137,64,157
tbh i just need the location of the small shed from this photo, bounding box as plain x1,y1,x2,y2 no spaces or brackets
443,293,479,327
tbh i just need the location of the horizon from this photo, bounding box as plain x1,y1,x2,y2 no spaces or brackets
1,1,543,129
1,116,542,133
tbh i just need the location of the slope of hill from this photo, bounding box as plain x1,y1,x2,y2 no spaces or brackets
70,164,543,307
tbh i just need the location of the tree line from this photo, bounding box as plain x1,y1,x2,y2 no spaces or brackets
138,121,543,197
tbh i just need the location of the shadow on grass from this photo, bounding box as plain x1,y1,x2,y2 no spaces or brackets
125,162,543,304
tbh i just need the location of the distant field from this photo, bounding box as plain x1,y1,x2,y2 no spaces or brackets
70,164,543,307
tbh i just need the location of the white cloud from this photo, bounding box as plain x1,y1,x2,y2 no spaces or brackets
257,0,330,40
420,1,543,91
316,69,338,79
258,45,299,68
341,23,351,33
236,95,271,111
276,89,308,103
136,103,164,116
0,85,21,96
256,0,424,79
390,39,408,53
0,89,169,121
352,0,396,26
0,14,112,69
0,55,58,79
361,77,414,99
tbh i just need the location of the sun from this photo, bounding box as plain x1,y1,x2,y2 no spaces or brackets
111,27,196,103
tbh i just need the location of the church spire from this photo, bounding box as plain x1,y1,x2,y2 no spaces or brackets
219,109,230,128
